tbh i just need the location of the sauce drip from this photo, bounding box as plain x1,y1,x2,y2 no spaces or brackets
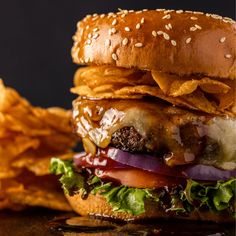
73,98,235,168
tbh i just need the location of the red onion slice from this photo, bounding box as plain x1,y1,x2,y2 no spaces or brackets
182,164,236,181
106,148,236,181
73,148,236,181
106,147,182,177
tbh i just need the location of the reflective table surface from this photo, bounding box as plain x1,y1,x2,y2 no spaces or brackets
0,208,235,236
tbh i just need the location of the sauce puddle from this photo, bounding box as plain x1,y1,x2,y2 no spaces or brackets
48,215,234,235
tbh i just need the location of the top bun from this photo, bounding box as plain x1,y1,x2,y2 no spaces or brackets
72,9,236,79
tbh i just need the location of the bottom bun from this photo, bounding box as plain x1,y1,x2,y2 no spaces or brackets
66,193,233,223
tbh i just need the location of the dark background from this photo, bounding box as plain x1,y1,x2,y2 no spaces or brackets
0,0,235,109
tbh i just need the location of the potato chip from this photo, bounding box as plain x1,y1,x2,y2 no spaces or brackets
217,80,236,112
0,80,77,211
0,172,72,211
151,71,230,96
74,66,155,89
72,66,235,115
0,80,26,112
0,179,25,211
12,152,74,176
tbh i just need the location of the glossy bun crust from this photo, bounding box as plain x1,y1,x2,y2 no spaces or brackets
66,193,233,222
72,9,236,79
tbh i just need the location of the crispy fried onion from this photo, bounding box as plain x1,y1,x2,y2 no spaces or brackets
71,66,235,115
0,80,76,211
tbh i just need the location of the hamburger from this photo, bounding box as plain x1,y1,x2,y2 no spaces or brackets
50,9,236,222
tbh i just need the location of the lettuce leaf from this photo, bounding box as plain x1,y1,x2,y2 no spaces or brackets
50,158,85,195
92,181,158,215
185,179,236,212
50,158,235,216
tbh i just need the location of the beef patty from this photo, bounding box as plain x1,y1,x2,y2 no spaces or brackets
73,98,236,168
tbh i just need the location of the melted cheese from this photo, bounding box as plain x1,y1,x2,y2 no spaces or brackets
73,98,236,170
205,117,236,170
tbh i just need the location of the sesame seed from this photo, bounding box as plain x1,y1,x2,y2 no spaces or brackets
224,17,233,21
165,23,172,30
135,42,143,47
136,23,141,29
141,17,145,24
111,27,117,34
112,53,118,61
152,31,157,37
88,33,92,38
222,19,228,23
176,10,183,13
112,19,117,25
92,16,98,21
122,38,129,45
93,13,98,17
206,13,211,17
162,14,171,20
211,14,223,19
156,9,165,11
86,25,89,30
92,33,99,39
86,14,92,19
123,10,128,14
219,37,226,43
136,11,142,14
105,39,111,46
93,28,99,32
163,32,170,40
195,24,202,30
118,8,123,11
190,16,198,20
225,54,231,59
84,58,89,63
129,10,134,13
171,40,177,46
108,29,112,35
125,27,131,32
143,9,148,12
190,26,197,31
164,10,174,14
185,10,193,13
121,14,126,18
100,14,105,18
186,37,192,44
157,30,163,35
193,11,203,15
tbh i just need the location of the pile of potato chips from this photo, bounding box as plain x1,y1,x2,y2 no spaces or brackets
0,80,77,211
71,66,236,115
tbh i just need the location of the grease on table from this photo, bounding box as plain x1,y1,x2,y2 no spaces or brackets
0,209,234,236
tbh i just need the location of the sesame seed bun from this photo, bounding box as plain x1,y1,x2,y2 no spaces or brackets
66,192,233,222
72,9,236,79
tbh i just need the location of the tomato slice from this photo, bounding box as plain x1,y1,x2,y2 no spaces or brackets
95,168,185,188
